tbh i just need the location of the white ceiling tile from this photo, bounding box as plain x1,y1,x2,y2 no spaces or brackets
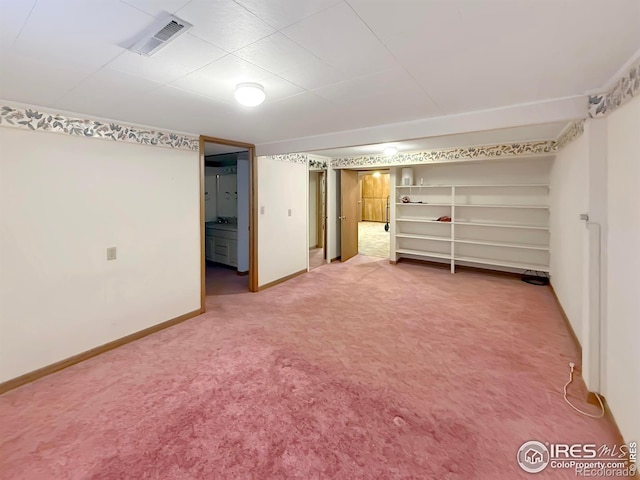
391,1,560,113
169,53,305,105
169,73,233,104
320,89,439,129
177,0,275,52
0,0,38,48
278,56,345,91
172,69,304,105
234,33,321,75
52,68,163,118
0,52,89,107
9,0,153,73
170,54,274,103
537,0,640,97
110,85,238,135
106,33,227,84
120,0,192,18
348,0,463,79
258,75,306,103
282,2,397,77
311,69,435,109
134,85,280,142
347,0,461,44
407,60,538,115
234,0,343,29
240,92,340,142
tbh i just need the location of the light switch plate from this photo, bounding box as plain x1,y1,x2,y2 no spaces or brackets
260,206,265,214
106,247,117,261
288,209,292,216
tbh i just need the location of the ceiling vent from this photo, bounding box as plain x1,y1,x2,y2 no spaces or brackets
130,16,193,56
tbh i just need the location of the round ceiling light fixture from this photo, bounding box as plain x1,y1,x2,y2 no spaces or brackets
383,147,397,156
234,82,266,106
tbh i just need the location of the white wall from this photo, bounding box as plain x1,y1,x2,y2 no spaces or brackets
237,155,250,273
309,172,318,248
410,157,552,184
257,157,307,286
605,96,640,443
550,126,589,343
550,98,639,443
0,127,201,382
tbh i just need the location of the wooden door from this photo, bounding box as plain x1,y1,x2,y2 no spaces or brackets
340,170,359,262
361,173,390,222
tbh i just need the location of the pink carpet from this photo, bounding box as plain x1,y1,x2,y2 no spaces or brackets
0,256,623,479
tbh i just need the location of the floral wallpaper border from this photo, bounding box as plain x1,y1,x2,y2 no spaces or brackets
260,153,330,169
260,153,308,164
555,120,585,150
0,105,199,151
588,58,640,118
331,140,556,169
309,158,328,170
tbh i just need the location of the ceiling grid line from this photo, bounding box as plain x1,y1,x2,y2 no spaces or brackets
343,0,445,116
10,0,39,46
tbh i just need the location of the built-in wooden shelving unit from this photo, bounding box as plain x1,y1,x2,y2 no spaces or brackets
392,183,550,273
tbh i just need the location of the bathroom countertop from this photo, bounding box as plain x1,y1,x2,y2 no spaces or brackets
205,222,238,232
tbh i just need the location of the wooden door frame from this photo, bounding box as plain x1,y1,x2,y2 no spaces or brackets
357,174,363,222
338,168,391,261
199,135,258,310
316,171,326,249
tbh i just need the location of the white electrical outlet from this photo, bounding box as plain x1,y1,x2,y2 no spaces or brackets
106,247,117,261
260,205,265,214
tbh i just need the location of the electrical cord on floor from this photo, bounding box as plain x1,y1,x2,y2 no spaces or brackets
563,362,605,418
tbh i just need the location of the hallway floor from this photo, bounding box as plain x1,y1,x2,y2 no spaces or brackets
206,262,248,296
358,221,390,258
309,247,325,270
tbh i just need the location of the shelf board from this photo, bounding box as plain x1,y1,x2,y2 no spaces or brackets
396,249,451,260
396,203,450,206
396,184,548,188
396,218,452,224
454,255,549,272
454,239,549,251
396,233,452,242
396,185,452,189
454,221,549,230
454,204,549,209
454,184,549,188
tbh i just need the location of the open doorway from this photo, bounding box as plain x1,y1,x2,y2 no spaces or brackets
309,167,327,270
339,169,390,262
200,136,257,304
358,170,390,258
